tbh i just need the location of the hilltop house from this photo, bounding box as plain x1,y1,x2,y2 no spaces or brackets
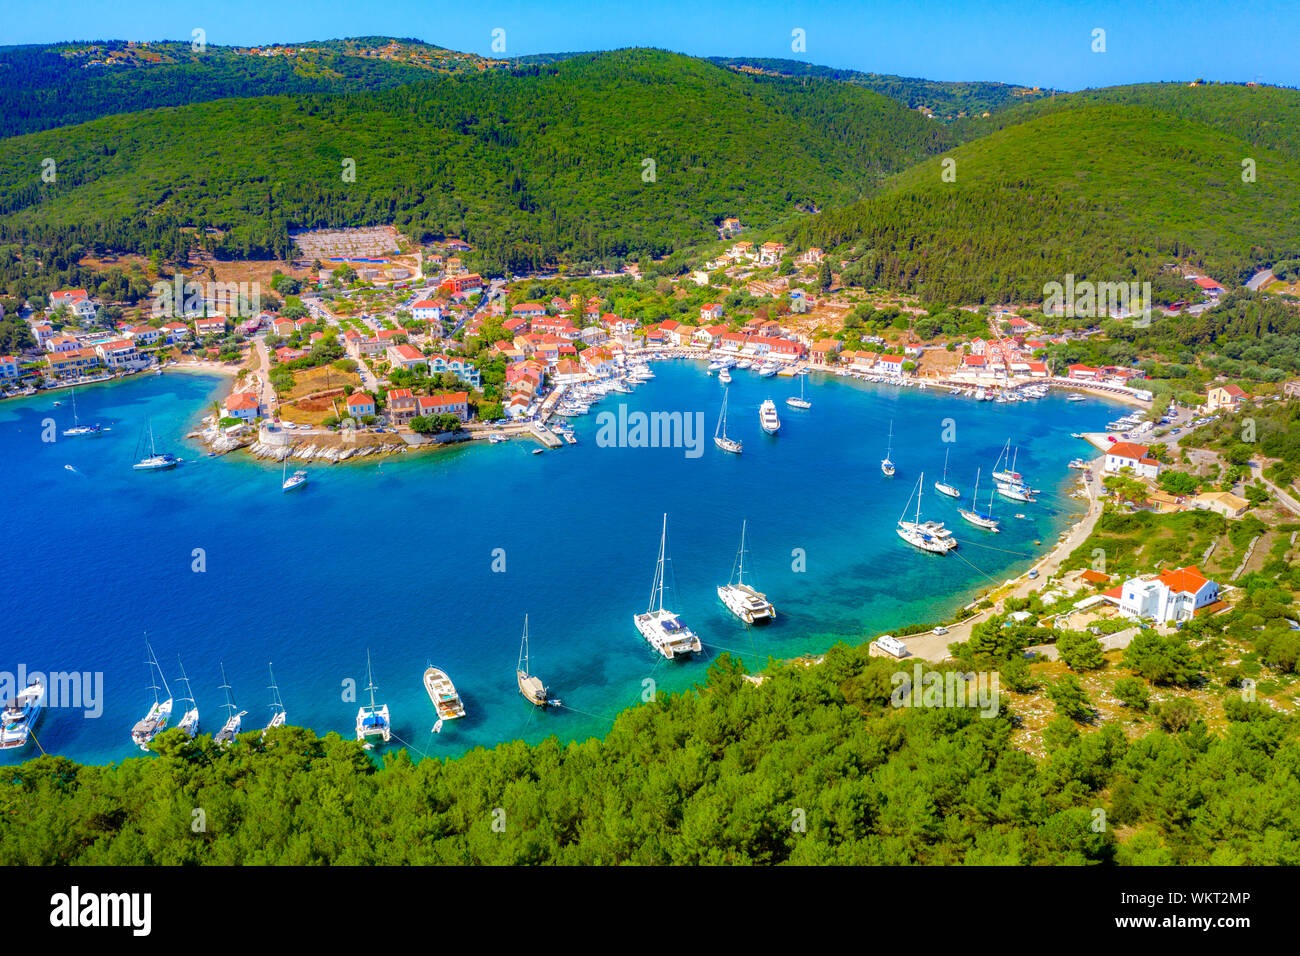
1107,566,1220,623
1206,384,1247,410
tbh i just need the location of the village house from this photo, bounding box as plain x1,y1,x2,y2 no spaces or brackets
161,322,191,345
876,354,907,377
275,346,307,363
346,391,376,419
411,299,441,322
1206,383,1247,411
580,326,607,346
1188,490,1249,519
94,339,139,370
194,317,227,337
129,325,163,347
273,318,296,337
1107,566,1220,624
46,348,101,378
1104,441,1160,480
386,388,418,424
47,335,81,354
512,302,547,320
1067,364,1101,381
32,324,54,349
580,346,615,377
758,241,785,265
50,289,97,320
426,353,481,387
221,392,263,422
439,274,483,298
533,315,575,337
699,304,724,322
692,324,728,348
502,316,530,336
0,355,21,381
387,343,429,373
416,391,470,423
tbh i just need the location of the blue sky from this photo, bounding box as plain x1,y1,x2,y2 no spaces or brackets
5,0,1297,90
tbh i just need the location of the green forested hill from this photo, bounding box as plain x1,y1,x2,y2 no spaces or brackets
3,647,1297,865
0,50,951,270
797,102,1300,303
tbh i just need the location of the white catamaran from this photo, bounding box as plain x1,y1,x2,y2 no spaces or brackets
516,614,549,707
714,389,742,454
356,650,391,744
759,398,781,435
633,514,703,659
214,663,247,746
130,639,173,751
265,663,287,732
958,468,1001,532
717,520,775,624
897,472,958,554
881,420,896,476
62,387,103,437
934,447,961,498
175,657,200,738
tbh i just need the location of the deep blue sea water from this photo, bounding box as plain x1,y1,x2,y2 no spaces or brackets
0,364,1123,765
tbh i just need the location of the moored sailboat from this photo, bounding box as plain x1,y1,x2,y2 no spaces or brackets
356,650,391,744
133,419,178,471
881,420,896,476
281,456,307,492
516,614,549,707
62,387,103,437
714,388,742,454
934,447,961,498
717,520,775,624
633,514,703,659
958,468,1001,532
785,373,811,409
175,657,200,738
214,663,247,746
265,663,287,732
130,639,173,751
897,473,957,554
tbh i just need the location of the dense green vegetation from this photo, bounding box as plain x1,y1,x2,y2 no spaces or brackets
797,102,1300,303
5,645,1299,864
0,50,949,273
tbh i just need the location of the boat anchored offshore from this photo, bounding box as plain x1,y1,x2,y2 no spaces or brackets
516,614,549,707
759,399,781,435
785,374,811,410
934,447,961,498
62,387,103,437
717,520,775,624
714,389,742,454
356,650,391,744
265,663,287,732
424,664,466,722
281,456,307,492
0,677,45,751
131,639,173,751
897,473,958,554
214,663,247,746
133,419,178,471
175,657,200,738
958,467,1000,532
633,514,703,659
881,420,896,476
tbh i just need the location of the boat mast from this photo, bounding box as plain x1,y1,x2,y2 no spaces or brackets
219,662,235,720
886,420,893,459
916,472,924,524
716,390,727,439
364,650,378,711
942,447,950,482
519,614,530,674
648,513,667,613
268,663,284,714
970,468,980,509
176,657,195,709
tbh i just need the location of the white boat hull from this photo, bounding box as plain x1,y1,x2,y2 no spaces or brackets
633,610,701,659
717,584,775,624
934,482,961,498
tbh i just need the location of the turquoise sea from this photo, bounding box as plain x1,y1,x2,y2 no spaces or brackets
0,363,1123,765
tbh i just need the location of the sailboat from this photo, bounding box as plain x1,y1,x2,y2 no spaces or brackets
516,614,549,707
958,468,1001,532
759,399,781,434
62,387,102,437
133,419,178,470
213,663,247,746
934,448,961,498
633,514,703,659
785,374,811,409
175,657,200,738
130,639,173,751
355,650,391,744
714,389,742,454
896,472,958,554
717,520,775,623
881,420,896,476
281,456,307,492
991,439,1022,484
265,663,287,731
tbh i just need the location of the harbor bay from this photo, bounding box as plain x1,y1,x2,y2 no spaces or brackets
1,362,1119,764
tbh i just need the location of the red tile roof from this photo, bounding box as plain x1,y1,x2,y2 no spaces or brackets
1108,442,1150,459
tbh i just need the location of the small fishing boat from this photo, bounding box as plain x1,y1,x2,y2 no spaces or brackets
759,399,780,435
356,650,391,743
516,615,549,707
424,665,466,721
717,520,775,623
934,447,961,498
881,420,896,477
633,514,702,659
714,389,742,454
130,639,173,751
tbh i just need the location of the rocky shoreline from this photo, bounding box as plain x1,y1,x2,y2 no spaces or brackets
189,417,404,462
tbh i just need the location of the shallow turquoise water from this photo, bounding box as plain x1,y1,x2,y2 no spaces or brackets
0,364,1121,764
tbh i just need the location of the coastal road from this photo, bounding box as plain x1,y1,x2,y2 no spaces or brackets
900,457,1105,661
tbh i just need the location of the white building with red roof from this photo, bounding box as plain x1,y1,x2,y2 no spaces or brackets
1105,441,1160,480
1106,566,1220,623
